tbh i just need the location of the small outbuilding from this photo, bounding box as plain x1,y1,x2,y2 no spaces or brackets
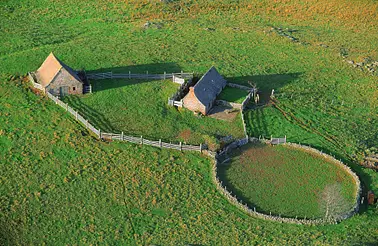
183,66,227,115
35,53,83,97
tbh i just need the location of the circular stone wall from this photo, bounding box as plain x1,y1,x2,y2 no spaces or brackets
216,142,360,222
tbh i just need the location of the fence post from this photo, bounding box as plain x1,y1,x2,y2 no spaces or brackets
284,135,287,142
159,139,162,148
121,131,124,141
99,129,101,139
90,84,92,93
164,72,166,80
180,142,182,151
141,136,143,145
129,71,131,79
271,135,272,141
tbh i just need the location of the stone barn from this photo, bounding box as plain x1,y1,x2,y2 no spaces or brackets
183,66,227,115
35,53,83,97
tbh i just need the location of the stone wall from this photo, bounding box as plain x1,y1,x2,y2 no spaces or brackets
46,69,83,96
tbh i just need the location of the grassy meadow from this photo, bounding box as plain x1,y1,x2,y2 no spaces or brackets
1,0,378,244
218,143,358,219
62,78,245,147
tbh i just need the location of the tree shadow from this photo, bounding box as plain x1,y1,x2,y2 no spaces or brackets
84,63,183,92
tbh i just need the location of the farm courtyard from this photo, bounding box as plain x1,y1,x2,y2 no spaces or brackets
1,0,378,245
62,78,245,146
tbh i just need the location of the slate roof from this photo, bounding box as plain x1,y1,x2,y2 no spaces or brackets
36,52,82,87
193,66,227,106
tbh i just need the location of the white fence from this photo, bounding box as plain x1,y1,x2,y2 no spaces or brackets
30,77,203,152
28,72,44,91
87,71,193,81
168,99,183,107
100,133,202,151
172,73,194,84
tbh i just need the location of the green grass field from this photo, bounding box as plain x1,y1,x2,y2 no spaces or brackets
62,78,245,147
1,0,378,244
218,143,357,219
217,86,249,103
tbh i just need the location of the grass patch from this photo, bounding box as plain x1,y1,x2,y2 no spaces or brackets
217,86,249,103
218,143,357,219
63,78,245,147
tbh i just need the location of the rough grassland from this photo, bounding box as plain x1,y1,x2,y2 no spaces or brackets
1,0,378,244
218,143,357,219
62,78,245,145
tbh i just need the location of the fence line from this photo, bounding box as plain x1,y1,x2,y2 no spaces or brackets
30,79,203,152
86,71,193,81
28,72,44,91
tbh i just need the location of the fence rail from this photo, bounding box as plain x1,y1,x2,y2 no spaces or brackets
101,132,202,151
28,72,44,90
86,71,193,81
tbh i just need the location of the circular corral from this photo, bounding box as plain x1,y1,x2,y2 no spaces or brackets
217,142,360,221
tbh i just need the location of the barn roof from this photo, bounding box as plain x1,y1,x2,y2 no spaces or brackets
193,66,227,106
36,53,82,87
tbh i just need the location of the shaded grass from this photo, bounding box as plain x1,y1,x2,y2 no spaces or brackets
218,143,357,218
217,86,249,103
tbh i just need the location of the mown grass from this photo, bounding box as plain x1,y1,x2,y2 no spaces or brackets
62,78,245,147
218,143,357,219
217,86,249,103
1,0,378,244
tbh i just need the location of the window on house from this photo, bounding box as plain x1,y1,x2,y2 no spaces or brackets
73,87,76,91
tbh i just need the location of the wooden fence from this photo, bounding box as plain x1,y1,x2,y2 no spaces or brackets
101,133,202,151
30,78,203,152
172,72,194,84
86,71,193,81
28,72,44,91
227,83,254,91
168,99,183,107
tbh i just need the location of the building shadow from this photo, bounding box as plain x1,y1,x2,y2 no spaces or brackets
227,72,303,105
84,63,183,92
63,95,117,133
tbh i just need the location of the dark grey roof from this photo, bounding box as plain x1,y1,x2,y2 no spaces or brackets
194,66,226,106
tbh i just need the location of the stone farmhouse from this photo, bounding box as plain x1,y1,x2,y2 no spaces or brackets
183,66,227,115
35,53,83,97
